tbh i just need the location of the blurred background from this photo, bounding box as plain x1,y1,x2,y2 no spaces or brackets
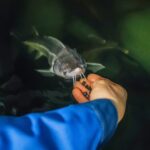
0,0,150,149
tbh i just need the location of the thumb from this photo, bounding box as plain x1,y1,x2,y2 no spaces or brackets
87,74,104,83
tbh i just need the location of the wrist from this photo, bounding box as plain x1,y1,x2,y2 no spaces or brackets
106,98,126,123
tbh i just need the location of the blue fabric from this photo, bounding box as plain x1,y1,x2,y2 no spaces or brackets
0,99,118,150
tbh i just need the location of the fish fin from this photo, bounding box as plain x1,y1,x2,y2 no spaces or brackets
86,62,105,72
46,36,66,49
10,31,21,41
36,69,54,77
23,41,56,59
32,26,39,37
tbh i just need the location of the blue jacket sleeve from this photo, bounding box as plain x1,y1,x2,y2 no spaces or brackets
0,99,118,150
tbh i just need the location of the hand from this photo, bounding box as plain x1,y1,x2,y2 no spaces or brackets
72,74,127,122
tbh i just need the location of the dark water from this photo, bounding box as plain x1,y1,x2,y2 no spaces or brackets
0,0,150,150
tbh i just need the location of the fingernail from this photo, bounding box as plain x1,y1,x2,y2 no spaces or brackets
81,81,86,86
83,92,89,98
85,85,92,91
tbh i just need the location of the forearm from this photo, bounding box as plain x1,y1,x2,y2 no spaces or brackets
0,99,117,150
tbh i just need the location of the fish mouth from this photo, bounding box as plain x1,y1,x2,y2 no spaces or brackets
65,67,85,79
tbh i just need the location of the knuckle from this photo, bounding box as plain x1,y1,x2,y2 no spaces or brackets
97,79,106,85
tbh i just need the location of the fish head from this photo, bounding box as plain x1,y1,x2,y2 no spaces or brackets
53,48,86,79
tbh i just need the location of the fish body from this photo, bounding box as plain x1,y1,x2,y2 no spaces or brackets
24,36,86,79
24,36,104,80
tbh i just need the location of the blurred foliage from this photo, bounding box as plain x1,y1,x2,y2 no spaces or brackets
114,0,150,14
12,0,66,38
0,0,149,150
119,9,150,74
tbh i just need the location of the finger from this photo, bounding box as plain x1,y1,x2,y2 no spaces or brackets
74,81,90,94
79,78,91,86
87,74,104,83
79,79,92,91
72,88,89,103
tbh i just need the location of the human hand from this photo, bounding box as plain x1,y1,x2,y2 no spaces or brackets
72,74,127,122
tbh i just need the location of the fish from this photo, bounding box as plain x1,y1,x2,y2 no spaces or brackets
23,35,105,83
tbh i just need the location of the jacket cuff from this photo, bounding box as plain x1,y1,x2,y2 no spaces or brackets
84,99,118,145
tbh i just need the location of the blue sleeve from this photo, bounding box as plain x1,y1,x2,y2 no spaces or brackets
0,99,118,150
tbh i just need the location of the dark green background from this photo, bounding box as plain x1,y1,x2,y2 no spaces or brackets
0,0,149,149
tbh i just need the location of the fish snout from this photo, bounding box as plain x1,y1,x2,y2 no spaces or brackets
69,67,85,77
74,68,84,74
